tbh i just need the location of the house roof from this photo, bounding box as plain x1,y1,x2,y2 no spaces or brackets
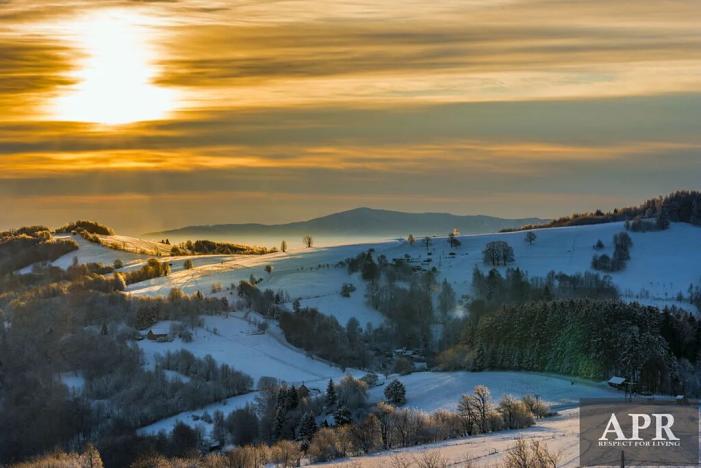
608,376,626,385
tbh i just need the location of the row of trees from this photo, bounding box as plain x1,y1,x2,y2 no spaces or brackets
169,239,274,256
0,230,78,275
471,267,618,305
503,190,701,231
174,383,543,465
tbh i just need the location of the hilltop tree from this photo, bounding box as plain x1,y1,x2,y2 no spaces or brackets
524,231,536,246
482,241,515,266
407,234,416,246
281,240,288,253
303,235,313,248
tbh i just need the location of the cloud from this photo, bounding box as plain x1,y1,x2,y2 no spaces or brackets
1,0,701,231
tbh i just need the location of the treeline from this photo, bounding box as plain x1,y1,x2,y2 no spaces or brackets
144,383,543,467
11,380,552,467
279,307,371,368
471,267,618,304
502,190,701,231
155,350,253,395
441,299,701,394
0,229,78,275
123,258,171,285
56,220,115,235
170,239,275,256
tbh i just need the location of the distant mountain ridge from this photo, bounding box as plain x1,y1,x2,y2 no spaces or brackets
145,208,546,240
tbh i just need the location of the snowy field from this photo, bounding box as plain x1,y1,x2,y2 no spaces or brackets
368,371,620,413
126,221,701,318
34,221,701,442
42,222,701,325
138,315,356,384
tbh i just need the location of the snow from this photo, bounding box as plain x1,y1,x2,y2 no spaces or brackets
369,371,620,413
21,234,150,272
323,408,584,467
138,368,621,439
138,315,355,384
60,372,85,394
127,222,701,323
95,221,701,441
138,391,260,437
95,234,172,256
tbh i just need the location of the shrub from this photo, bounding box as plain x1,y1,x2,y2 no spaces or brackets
308,428,343,462
393,357,413,375
340,283,356,297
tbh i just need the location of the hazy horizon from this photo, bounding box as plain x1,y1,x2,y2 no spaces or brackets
2,0,701,233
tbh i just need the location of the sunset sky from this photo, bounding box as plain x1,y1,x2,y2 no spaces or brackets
2,0,700,233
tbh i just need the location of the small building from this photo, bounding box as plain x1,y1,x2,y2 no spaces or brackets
607,376,627,389
146,329,170,342
414,361,428,371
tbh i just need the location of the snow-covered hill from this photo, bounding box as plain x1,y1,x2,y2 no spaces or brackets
36,221,701,444
125,221,701,317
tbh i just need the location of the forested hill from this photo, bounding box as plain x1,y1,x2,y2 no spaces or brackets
502,190,701,232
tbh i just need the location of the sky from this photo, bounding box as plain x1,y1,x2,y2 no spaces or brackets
1,0,700,234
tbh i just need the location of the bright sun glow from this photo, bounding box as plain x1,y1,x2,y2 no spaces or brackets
52,10,176,125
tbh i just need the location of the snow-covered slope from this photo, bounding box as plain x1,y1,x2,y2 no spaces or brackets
368,371,619,413
128,221,699,441
22,234,149,271
128,222,701,318
139,315,355,384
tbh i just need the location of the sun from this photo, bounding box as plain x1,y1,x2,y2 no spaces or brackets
52,9,177,125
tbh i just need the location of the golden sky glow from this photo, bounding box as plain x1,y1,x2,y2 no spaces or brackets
50,10,177,125
1,0,701,232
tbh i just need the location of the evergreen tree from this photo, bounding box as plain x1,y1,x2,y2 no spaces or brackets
473,344,486,371
384,379,406,405
272,407,286,441
325,379,337,410
297,411,317,450
281,240,288,252
334,406,352,426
